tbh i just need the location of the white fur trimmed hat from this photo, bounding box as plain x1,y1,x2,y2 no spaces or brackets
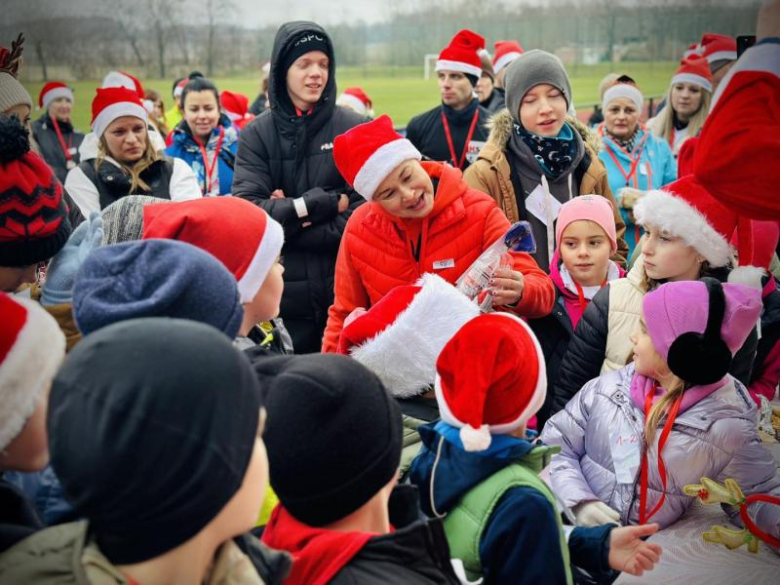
436,29,485,81
435,312,546,452
0,293,65,451
333,114,421,201
634,175,752,268
337,274,479,398
90,87,148,138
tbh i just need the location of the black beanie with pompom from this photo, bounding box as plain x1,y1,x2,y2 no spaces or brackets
0,113,71,267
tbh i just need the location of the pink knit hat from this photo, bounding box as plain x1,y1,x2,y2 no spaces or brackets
643,280,761,383
555,195,618,253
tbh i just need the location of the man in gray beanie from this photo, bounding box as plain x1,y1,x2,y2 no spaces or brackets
464,49,627,271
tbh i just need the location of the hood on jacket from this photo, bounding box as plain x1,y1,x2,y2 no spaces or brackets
268,22,337,119
409,422,550,518
485,108,602,157
549,250,626,299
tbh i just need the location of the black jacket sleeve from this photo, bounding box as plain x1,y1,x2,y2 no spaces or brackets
553,287,611,415
729,327,759,387
286,193,362,253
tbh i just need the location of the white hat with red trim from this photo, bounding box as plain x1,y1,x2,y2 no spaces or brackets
671,55,713,93
701,33,737,66
0,293,66,452
102,70,146,100
141,197,284,303
492,40,524,75
38,81,74,110
436,29,485,81
90,87,149,138
337,87,374,117
333,114,421,201
435,312,547,452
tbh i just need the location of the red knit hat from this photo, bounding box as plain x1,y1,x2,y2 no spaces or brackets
90,87,148,138
701,33,737,65
220,91,254,130
492,40,524,75
634,174,752,268
102,70,145,100
435,313,546,451
38,81,73,110
671,55,713,92
333,114,421,201
141,197,284,303
337,274,479,398
0,292,65,451
436,29,484,80
336,87,374,117
0,115,71,267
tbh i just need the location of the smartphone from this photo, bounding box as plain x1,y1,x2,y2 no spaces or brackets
737,35,756,58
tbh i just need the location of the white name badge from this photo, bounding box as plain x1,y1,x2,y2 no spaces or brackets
433,258,455,270
608,418,641,484
639,162,648,175
525,184,562,227
465,140,486,164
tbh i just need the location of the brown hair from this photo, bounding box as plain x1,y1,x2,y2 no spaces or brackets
145,89,169,136
96,126,160,194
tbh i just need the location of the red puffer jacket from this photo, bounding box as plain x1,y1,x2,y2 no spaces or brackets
322,161,555,353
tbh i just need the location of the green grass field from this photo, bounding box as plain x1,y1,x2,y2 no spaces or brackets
22,62,677,132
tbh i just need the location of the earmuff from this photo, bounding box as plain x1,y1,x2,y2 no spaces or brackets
666,278,732,385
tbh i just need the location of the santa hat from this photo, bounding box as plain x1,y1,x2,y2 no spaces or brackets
102,70,145,100
141,197,284,303
634,175,752,269
0,293,66,452
338,274,479,398
700,33,737,67
436,29,485,82
90,87,149,138
173,79,188,100
337,87,374,117
730,220,778,281
220,91,254,129
38,82,74,110
683,42,703,59
492,40,524,75
333,114,421,201
435,312,546,452
671,55,713,93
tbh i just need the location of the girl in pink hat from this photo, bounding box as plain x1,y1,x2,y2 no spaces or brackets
542,279,780,543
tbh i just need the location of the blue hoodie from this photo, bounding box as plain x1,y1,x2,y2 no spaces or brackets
409,421,616,585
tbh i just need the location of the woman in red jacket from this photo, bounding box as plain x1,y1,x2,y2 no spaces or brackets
322,115,555,353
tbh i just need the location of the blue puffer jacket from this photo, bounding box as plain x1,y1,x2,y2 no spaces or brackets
597,126,677,256
165,116,238,196
541,364,780,535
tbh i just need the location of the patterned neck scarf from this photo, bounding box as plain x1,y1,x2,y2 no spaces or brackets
609,126,640,153
513,122,579,179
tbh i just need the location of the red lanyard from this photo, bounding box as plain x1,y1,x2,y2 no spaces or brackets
573,278,607,315
194,127,224,194
603,131,651,189
441,108,479,169
51,116,73,162
639,388,683,524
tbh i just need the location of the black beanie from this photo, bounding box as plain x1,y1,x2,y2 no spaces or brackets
48,318,263,565
258,354,402,527
281,29,332,75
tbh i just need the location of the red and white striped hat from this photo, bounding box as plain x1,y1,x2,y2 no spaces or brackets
90,87,148,138
141,197,284,303
38,81,73,110
436,29,485,80
333,114,421,201
701,33,737,65
671,55,713,93
0,293,65,452
435,313,547,452
337,87,374,117
492,40,524,75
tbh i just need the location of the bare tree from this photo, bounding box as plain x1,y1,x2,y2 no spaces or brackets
204,0,236,76
141,0,186,78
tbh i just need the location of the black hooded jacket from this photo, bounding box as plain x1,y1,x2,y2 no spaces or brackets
232,21,365,354
32,114,85,184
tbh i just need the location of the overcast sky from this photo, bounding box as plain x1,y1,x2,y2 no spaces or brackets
231,0,392,26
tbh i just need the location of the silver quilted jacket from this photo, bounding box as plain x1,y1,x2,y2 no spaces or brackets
541,364,780,536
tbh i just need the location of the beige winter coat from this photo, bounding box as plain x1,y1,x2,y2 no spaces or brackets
603,257,648,373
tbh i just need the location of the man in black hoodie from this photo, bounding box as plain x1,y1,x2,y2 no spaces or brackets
232,22,365,354
406,30,490,171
